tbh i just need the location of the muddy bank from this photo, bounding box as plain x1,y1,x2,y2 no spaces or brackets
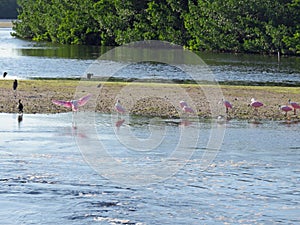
0,79,299,120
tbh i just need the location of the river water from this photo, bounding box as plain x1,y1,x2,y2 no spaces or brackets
1,28,300,85
0,113,299,224
0,26,300,224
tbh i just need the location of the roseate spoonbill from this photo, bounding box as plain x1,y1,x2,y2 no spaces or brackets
180,101,194,114
249,98,263,116
3,72,7,78
115,99,125,114
52,94,92,112
250,98,263,108
288,99,300,115
223,100,232,113
280,105,293,117
182,105,194,113
179,100,188,108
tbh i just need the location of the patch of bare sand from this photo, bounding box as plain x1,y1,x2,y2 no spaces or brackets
0,20,13,28
0,79,299,120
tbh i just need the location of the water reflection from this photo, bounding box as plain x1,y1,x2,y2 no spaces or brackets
179,119,192,127
115,119,125,128
19,44,109,59
17,113,23,123
1,28,300,84
58,126,88,138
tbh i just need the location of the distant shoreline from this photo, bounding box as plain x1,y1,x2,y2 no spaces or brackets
0,79,299,120
0,20,13,28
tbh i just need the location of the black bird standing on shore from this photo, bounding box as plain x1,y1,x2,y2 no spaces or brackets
3,72,7,78
18,99,23,113
13,79,18,90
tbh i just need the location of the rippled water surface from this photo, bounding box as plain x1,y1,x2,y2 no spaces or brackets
0,113,299,224
1,28,300,84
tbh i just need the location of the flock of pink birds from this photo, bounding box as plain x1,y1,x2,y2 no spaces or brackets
179,98,300,117
51,94,127,115
221,98,300,117
52,94,300,118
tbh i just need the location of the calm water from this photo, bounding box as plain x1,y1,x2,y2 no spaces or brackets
1,28,300,84
0,113,299,224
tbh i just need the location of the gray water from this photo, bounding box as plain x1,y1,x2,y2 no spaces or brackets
1,28,300,84
0,113,299,224
1,26,300,224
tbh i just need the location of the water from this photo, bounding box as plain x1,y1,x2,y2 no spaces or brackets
1,28,300,84
1,26,300,224
0,113,299,224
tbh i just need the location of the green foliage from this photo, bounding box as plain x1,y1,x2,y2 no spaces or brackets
184,0,299,54
12,0,300,55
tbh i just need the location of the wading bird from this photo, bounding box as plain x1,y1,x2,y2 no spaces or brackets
52,94,92,126
17,99,23,113
13,79,18,90
280,105,293,117
222,100,232,113
180,101,194,114
179,100,188,108
115,99,125,114
249,98,263,116
250,98,263,108
52,94,92,112
182,105,194,113
13,79,18,97
288,99,300,115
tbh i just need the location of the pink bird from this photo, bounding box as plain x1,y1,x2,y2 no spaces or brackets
250,98,264,108
182,105,194,113
115,99,125,114
249,98,263,116
288,99,300,115
223,100,232,113
179,100,194,114
52,94,92,112
179,100,188,108
280,105,293,116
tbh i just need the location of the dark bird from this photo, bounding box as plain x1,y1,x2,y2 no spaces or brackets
17,99,24,113
3,72,7,78
13,79,18,91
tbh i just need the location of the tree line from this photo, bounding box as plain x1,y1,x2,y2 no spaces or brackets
13,0,300,55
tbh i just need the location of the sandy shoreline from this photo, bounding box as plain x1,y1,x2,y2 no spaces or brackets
1,79,300,120
0,20,13,28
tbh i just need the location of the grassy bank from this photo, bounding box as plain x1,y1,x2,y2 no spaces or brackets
0,79,299,120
